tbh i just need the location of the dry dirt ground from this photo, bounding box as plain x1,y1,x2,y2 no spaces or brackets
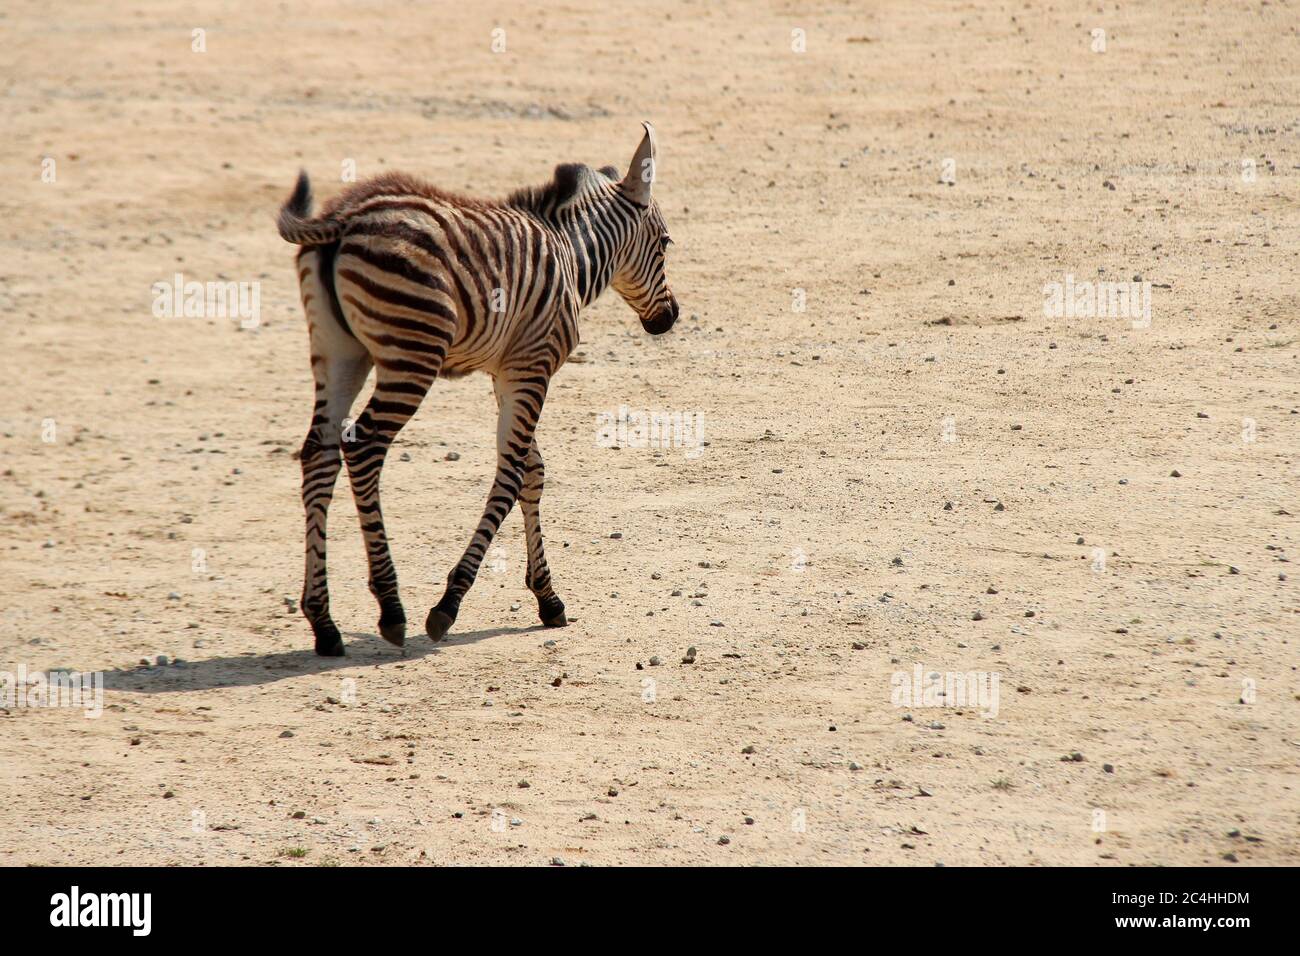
1,1,1296,866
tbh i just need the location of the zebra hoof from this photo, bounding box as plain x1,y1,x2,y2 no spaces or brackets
538,596,567,628
312,621,345,657
378,603,407,647
425,608,455,643
379,616,406,647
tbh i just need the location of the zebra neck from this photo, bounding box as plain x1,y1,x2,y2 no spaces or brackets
559,202,626,308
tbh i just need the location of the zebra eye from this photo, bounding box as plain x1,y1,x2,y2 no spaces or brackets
660,235,672,249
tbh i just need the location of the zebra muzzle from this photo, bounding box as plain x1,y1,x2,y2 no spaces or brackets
640,296,679,335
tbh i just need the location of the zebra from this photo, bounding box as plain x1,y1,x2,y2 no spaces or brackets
277,123,678,656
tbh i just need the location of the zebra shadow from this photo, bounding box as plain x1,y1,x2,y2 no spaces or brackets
97,624,546,693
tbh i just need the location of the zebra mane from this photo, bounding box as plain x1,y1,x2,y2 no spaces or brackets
507,163,617,219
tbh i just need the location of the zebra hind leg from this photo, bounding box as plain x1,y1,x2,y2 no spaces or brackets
342,370,436,647
300,354,372,657
520,440,566,627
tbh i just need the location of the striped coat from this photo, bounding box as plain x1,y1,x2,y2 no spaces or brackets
278,124,678,655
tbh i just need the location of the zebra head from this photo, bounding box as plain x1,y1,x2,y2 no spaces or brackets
609,123,679,336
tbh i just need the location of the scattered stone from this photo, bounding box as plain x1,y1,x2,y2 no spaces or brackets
1061,752,1085,762
717,835,730,845
156,655,169,666
517,780,530,789
972,611,984,621
1103,764,1115,774
681,646,697,664
993,502,1005,512
279,730,294,739
741,745,756,755
1170,469,1182,478
609,531,623,539
443,451,460,461
943,501,953,511
648,656,661,667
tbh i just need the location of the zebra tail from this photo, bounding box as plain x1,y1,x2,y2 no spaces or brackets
277,170,342,246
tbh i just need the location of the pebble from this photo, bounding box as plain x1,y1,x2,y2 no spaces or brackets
444,451,460,461
681,646,697,664
609,531,623,539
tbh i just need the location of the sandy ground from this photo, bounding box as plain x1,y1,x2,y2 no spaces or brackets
0,0,1296,866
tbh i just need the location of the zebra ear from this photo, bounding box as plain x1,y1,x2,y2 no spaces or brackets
620,122,657,204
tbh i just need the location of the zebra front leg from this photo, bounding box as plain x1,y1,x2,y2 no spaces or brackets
343,371,435,647
426,374,546,641
521,440,566,627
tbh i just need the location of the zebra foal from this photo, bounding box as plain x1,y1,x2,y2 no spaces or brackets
278,124,678,656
